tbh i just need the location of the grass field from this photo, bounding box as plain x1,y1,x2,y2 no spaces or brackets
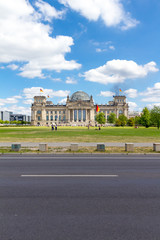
0,126,160,142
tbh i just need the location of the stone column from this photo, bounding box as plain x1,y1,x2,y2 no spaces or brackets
81,109,83,122
85,109,87,121
88,110,90,122
41,108,46,125
68,109,70,123
90,109,94,123
57,111,59,124
48,111,50,124
34,110,36,121
71,109,74,122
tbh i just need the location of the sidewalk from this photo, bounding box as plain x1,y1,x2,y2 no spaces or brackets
0,142,154,147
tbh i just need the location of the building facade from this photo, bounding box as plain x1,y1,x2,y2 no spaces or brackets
0,111,12,121
10,114,31,122
31,91,129,126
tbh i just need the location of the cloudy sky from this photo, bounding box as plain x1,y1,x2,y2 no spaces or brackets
0,0,160,115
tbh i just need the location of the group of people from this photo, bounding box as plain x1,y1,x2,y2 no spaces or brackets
51,124,57,131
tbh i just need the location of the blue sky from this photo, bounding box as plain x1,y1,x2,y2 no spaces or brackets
0,0,160,115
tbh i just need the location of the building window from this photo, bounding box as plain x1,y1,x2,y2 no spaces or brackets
59,116,61,121
46,111,48,114
46,116,49,121
55,111,57,114
119,110,123,115
38,116,41,121
63,111,65,114
59,111,61,114
83,110,86,121
51,111,53,114
55,115,57,121
78,110,81,121
107,110,109,114
37,110,41,114
50,115,53,121
63,116,66,121
74,110,77,121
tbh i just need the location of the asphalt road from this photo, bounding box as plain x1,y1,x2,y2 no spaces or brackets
0,154,160,240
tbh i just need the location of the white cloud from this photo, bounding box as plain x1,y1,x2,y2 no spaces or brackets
35,0,65,22
23,87,70,99
7,64,19,70
83,60,158,85
96,48,107,53
0,0,81,79
124,88,138,98
14,95,22,99
51,90,70,97
109,45,115,50
66,77,77,84
59,0,139,30
58,98,67,104
0,97,19,104
140,82,160,102
23,99,33,105
147,103,160,109
99,91,115,97
94,41,115,53
1,105,31,115
51,78,62,82
128,101,138,112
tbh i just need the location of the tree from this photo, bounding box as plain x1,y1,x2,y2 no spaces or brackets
108,112,116,124
95,112,106,125
119,114,128,126
115,119,121,126
134,116,141,126
127,117,135,127
150,106,160,129
141,107,150,128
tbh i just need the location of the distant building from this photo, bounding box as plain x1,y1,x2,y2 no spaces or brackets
31,91,129,126
0,111,12,121
10,114,31,122
128,111,141,118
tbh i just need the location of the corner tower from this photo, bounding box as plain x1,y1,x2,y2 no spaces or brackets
31,96,46,126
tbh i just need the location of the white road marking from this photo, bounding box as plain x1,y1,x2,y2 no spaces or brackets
21,174,118,177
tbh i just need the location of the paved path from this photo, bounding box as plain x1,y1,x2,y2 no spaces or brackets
0,142,155,147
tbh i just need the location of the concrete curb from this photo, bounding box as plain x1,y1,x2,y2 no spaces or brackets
1,152,160,156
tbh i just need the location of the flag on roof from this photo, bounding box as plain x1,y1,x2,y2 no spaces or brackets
119,89,122,92
47,95,49,98
40,89,43,92
96,104,100,112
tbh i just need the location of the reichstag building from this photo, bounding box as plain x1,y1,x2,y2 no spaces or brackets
31,91,129,126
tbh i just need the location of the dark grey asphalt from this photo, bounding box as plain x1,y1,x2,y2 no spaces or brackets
0,154,160,240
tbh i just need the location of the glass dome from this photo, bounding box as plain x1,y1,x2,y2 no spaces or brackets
70,91,90,102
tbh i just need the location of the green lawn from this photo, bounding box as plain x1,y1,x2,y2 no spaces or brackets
0,126,160,142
